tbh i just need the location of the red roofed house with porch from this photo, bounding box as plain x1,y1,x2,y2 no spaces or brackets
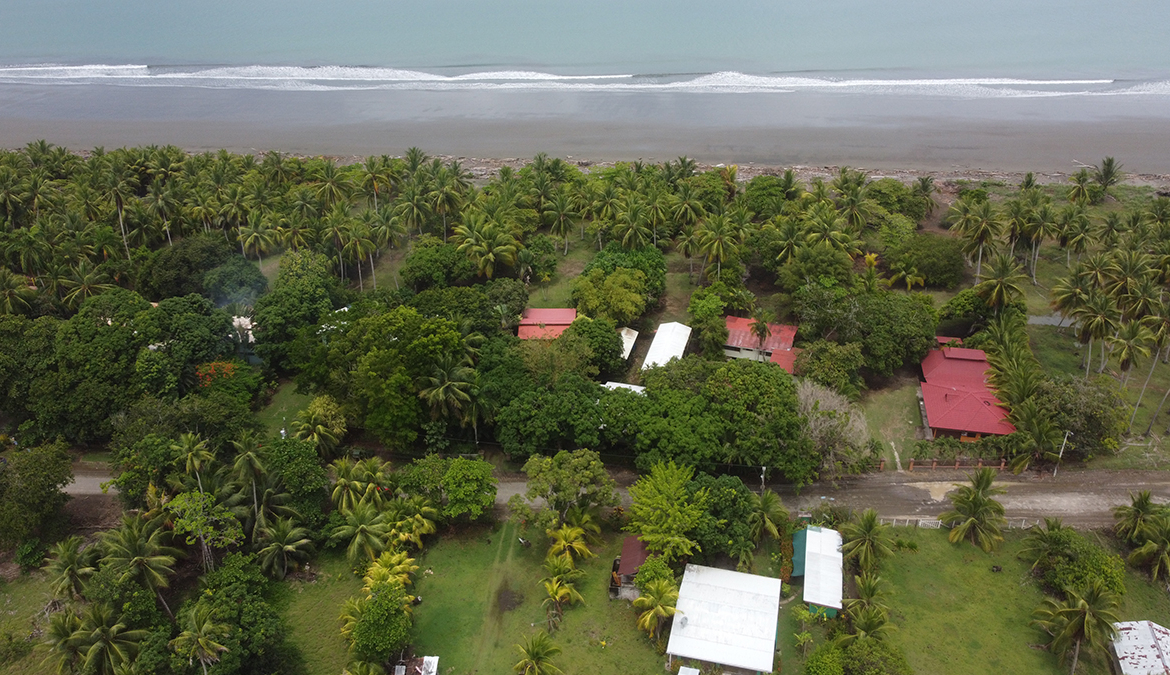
920,344,1015,441
723,316,801,373
517,308,577,340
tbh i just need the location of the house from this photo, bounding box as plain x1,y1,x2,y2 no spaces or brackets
919,344,1015,441
723,316,797,360
642,322,692,370
609,536,649,600
791,526,843,618
665,564,782,675
517,308,577,340
1112,621,1170,675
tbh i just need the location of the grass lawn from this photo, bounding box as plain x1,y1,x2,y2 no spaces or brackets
860,376,921,469
274,551,363,675
259,252,283,285
258,381,312,437
0,572,53,675
411,522,662,675
529,244,595,309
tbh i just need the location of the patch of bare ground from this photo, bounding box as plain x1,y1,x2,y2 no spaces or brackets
63,493,121,533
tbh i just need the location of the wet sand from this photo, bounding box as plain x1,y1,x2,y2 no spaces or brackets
2,84,1169,175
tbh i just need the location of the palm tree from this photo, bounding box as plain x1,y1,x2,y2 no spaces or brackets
172,433,214,494
614,197,652,250
169,601,230,675
1068,169,1094,205
748,489,789,544
45,535,97,599
844,572,891,615
541,576,585,629
1031,580,1120,675
102,159,138,259
887,261,925,292
1109,320,1154,384
835,605,895,647
914,176,936,215
1094,157,1124,198
42,609,83,675
418,354,475,421
1018,518,1069,570
951,199,1001,278
749,309,773,361
74,603,147,675
975,252,1027,314
840,509,894,573
0,267,35,314
100,516,182,618
1008,398,1062,473
697,214,739,278
513,631,563,675
1113,491,1164,544
453,212,518,279
363,551,419,592
62,260,114,310
1128,515,1170,581
429,167,463,242
256,517,315,580
939,469,1006,552
546,524,594,564
230,432,267,527
632,578,679,639
1073,290,1120,377
330,458,364,513
292,407,342,459
544,190,578,255
331,500,389,564
237,214,276,263
313,160,352,209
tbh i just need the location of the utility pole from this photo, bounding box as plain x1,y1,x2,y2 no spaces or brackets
760,466,767,493
1053,431,1073,478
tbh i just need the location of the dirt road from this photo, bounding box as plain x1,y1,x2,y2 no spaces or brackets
68,464,1169,528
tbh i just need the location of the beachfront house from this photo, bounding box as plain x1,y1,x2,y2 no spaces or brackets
919,344,1015,441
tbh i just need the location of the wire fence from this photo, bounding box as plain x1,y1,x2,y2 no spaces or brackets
879,517,1042,530
905,458,1007,471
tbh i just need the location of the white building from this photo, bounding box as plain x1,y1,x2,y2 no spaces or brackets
642,321,691,370
1112,621,1170,675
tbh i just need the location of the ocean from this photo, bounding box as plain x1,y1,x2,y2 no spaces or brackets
2,0,1168,97
1,0,1169,170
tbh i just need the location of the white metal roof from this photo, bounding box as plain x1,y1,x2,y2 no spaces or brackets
642,322,691,370
678,668,700,675
1113,621,1170,675
619,327,639,360
665,564,782,673
803,526,843,610
602,381,646,394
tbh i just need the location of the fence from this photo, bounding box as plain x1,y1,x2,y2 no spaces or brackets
879,517,1042,530
904,458,1007,471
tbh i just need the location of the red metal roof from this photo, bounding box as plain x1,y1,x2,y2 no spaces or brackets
724,316,797,352
618,536,650,576
921,348,990,387
770,348,802,374
921,382,1016,436
936,336,963,346
520,308,577,326
517,323,571,340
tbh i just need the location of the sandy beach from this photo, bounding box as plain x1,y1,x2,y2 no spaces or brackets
2,84,1170,178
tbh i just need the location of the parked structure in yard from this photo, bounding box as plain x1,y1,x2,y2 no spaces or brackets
642,321,692,370
517,308,576,340
722,316,800,373
618,327,639,360
791,525,843,618
919,344,1014,441
609,536,650,600
665,564,782,675
1111,620,1170,675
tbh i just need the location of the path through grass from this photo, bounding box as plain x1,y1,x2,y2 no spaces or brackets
860,376,921,469
258,381,312,437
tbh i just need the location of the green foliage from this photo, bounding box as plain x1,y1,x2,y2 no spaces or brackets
507,449,619,530
582,243,666,300
410,284,495,333
687,473,755,564
111,433,175,509
795,340,866,400
841,639,914,675
136,235,234,301
399,454,449,504
134,294,236,398
253,250,338,372
778,245,855,292
686,284,729,358
633,555,674,593
876,213,917,250
1032,377,1126,460
681,171,732,211
956,187,988,204
937,288,1010,325
1030,528,1126,596
350,581,412,663
866,178,929,223
167,490,245,553
495,375,603,458
626,461,707,562
561,316,625,379
0,441,72,547
440,457,498,521
262,437,329,528
570,267,648,325
886,234,965,289
805,643,846,675
14,538,45,571
0,630,33,663
399,235,477,291
196,359,264,409
203,256,269,305
796,286,937,378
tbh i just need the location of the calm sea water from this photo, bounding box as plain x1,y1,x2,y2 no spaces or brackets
1,0,1168,97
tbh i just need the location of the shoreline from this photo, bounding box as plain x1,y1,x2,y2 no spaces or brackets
3,85,1170,183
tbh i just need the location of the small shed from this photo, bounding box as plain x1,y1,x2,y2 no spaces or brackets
791,526,843,617
1112,620,1170,675
643,321,692,370
397,656,439,675
610,536,650,600
518,308,577,340
665,564,782,674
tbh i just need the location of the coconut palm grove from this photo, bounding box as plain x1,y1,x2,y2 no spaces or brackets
4,143,1170,675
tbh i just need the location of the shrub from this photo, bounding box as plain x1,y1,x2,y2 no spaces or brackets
956,187,988,204
203,256,269,305
562,316,626,379
867,178,929,223
1039,530,1126,597
195,359,264,408
583,243,667,300
805,643,845,675
876,213,917,250
842,639,913,675
634,555,674,592
399,235,476,291
795,341,866,400
887,234,965,289
570,267,649,325
1032,377,1126,460
0,632,32,663
350,581,412,663
14,538,45,571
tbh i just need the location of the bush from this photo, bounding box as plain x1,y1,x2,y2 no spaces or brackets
887,234,965,289
136,235,234,301
1038,530,1126,597
14,538,45,571
583,243,667,300
842,640,913,675
867,178,929,223
634,555,674,592
350,581,412,663
795,341,866,400
1032,377,1126,460
805,643,845,675
0,632,33,663
195,359,264,409
956,187,988,204
399,235,476,291
876,213,917,250
570,267,649,325
562,316,626,379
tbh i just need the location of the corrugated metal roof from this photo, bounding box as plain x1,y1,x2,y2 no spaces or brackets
618,536,650,576
665,565,782,673
519,308,577,325
724,316,797,352
770,347,802,374
643,322,692,370
517,323,571,340
1113,621,1170,675
921,348,990,387
619,327,639,360
921,382,1016,436
603,381,646,394
802,526,843,610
